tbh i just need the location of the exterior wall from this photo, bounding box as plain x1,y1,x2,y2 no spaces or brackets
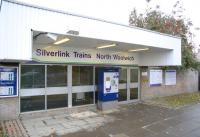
140,67,199,100
0,65,199,120
0,97,19,120
139,51,180,66
0,63,19,120
0,0,181,66
0,0,183,120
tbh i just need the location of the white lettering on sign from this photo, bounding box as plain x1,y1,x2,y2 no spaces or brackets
0,86,14,95
0,72,14,81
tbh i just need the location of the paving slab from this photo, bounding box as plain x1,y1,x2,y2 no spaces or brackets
0,119,28,137
21,110,111,137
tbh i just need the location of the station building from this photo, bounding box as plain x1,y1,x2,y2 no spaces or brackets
0,0,184,120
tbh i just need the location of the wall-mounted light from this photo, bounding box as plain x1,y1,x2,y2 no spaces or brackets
97,43,116,49
67,30,79,35
54,38,70,45
129,48,149,52
46,33,57,41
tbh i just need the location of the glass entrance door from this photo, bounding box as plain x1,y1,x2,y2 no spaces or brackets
118,67,139,102
72,66,95,106
118,68,128,101
129,68,139,100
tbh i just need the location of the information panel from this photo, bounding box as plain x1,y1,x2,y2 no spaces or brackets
165,70,176,85
0,67,18,97
98,68,119,102
149,69,163,86
104,72,119,94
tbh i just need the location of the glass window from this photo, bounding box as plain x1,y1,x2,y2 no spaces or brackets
95,67,99,103
47,65,67,87
130,88,138,100
118,89,127,101
72,92,94,106
130,69,138,83
72,66,93,86
119,68,127,83
47,94,68,109
95,91,98,104
20,96,45,112
21,65,45,89
72,66,80,86
95,67,99,85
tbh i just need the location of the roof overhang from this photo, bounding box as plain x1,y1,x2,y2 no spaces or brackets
0,0,182,66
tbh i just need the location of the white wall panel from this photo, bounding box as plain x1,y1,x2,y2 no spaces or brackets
20,88,45,96
0,2,32,60
0,0,181,66
72,86,95,93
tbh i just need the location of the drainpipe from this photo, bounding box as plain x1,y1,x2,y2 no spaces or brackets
0,0,2,12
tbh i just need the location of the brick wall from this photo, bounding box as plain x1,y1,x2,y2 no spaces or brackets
140,67,199,100
0,97,19,120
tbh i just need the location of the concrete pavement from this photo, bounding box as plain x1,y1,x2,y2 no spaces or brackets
22,110,115,137
21,103,200,137
63,103,200,137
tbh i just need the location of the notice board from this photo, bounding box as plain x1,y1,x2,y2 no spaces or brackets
0,67,18,97
165,70,176,85
149,69,163,86
98,67,119,102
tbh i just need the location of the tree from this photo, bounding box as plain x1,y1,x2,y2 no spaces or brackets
129,0,200,71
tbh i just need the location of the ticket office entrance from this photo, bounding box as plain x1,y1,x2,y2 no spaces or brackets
20,64,139,112
118,67,139,102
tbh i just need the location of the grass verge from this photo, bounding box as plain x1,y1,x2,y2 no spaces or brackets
0,126,9,137
0,127,3,137
151,92,200,108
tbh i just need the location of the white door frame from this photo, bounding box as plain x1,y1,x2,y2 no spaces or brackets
118,67,140,104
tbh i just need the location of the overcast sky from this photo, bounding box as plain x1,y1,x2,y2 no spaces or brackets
18,0,200,50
